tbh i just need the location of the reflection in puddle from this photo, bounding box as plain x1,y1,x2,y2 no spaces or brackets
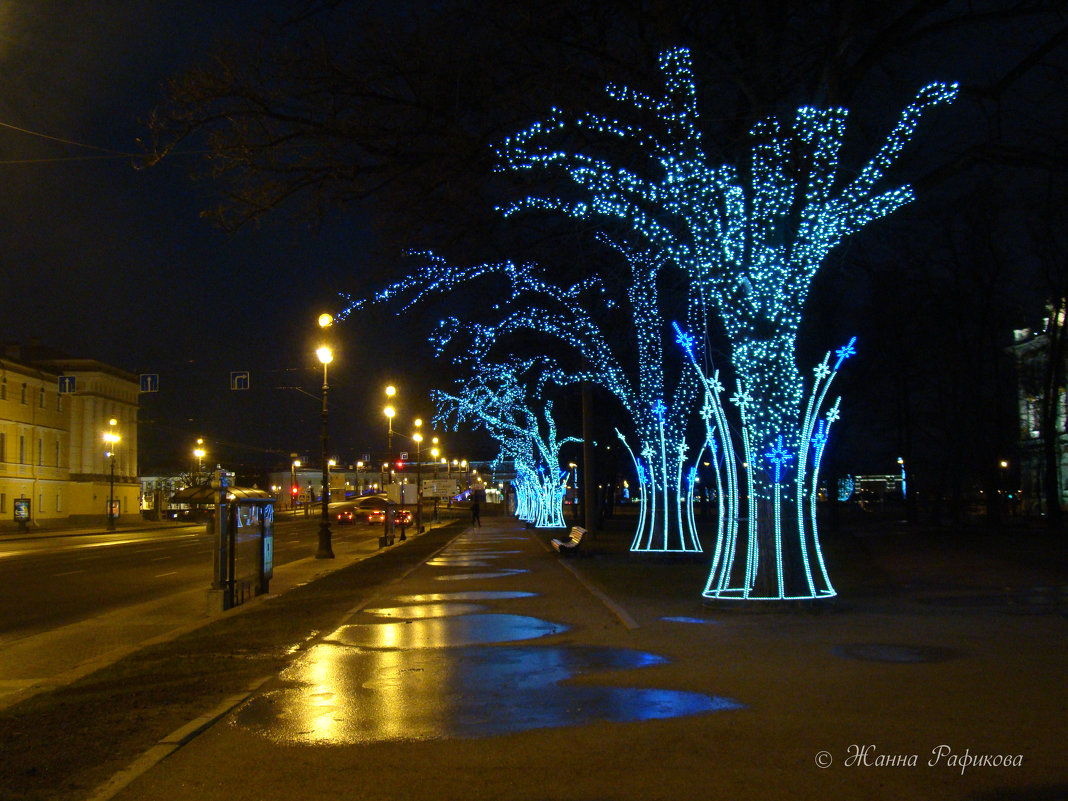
363,603,487,618
327,613,567,649
434,569,528,581
236,644,741,744
391,591,537,603
661,617,718,625
426,559,494,567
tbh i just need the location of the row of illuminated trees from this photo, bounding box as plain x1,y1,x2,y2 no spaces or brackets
343,48,954,600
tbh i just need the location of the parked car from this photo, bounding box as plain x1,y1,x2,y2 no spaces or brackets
394,508,413,526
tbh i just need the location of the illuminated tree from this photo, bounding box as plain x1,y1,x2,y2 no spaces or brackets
496,48,957,598
353,248,704,551
433,359,579,529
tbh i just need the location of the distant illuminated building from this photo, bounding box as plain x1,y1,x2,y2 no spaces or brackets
0,341,139,527
1008,312,1068,514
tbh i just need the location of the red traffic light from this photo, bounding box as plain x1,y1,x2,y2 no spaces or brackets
396,460,404,470
291,485,299,495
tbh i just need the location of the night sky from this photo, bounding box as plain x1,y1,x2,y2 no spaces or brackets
1,2,408,474
2,2,1065,494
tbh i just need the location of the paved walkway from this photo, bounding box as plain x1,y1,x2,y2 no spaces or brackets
87,519,1066,801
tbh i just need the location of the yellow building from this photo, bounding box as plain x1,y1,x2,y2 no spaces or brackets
0,343,139,529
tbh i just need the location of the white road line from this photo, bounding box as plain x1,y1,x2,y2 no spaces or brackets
154,572,178,578
54,569,86,577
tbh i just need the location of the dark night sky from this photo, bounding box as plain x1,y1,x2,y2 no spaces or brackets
1,2,1064,485
0,2,435,474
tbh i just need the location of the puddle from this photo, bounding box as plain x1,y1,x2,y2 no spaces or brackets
362,603,487,619
661,617,718,625
327,613,566,649
426,559,495,567
391,591,537,603
434,570,528,581
236,644,741,744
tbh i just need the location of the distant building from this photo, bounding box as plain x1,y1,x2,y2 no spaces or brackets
0,342,139,528
1008,315,1068,513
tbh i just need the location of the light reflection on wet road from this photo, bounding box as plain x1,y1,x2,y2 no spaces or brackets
231,530,742,744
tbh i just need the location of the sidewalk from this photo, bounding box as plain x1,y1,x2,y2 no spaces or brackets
86,518,1067,801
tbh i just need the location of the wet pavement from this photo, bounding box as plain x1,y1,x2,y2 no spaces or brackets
230,530,740,746
97,520,1066,801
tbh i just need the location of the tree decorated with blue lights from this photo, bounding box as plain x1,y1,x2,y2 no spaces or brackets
496,48,957,598
432,358,579,529
350,248,705,551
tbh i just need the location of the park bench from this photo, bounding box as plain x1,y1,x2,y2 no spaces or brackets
551,526,586,554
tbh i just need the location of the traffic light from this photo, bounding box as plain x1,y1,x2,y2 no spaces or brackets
291,485,299,496
396,460,404,471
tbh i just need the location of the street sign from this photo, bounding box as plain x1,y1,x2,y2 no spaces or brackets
58,376,76,393
230,371,250,390
422,479,460,498
399,451,409,460
140,373,159,393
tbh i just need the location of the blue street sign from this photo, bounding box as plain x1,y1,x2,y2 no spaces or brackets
140,374,159,393
58,376,76,393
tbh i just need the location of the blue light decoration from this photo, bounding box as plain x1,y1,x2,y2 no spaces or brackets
433,360,578,530
838,476,856,503
494,48,955,596
344,247,705,552
678,325,853,599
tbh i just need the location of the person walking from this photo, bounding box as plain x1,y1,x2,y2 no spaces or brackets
471,497,481,528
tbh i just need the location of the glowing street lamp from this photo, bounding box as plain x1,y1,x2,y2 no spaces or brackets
316,314,335,559
103,418,120,530
384,396,396,485
413,420,424,532
194,439,206,479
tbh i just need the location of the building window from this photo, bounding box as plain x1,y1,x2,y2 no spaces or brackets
0,493,5,513
1,376,6,400
21,383,27,404
56,493,61,513
19,435,25,464
39,493,43,513
57,393,62,412
0,432,5,462
38,438,43,466
39,388,45,409
55,440,60,467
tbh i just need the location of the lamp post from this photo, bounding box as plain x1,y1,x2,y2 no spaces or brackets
104,418,119,530
194,440,206,482
413,420,423,532
315,314,335,559
384,392,396,487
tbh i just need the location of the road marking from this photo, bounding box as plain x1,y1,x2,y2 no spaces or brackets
151,556,172,562
154,572,178,578
54,569,86,577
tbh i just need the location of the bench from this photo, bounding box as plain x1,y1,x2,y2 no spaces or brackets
551,526,586,554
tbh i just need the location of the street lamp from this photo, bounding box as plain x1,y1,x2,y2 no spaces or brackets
316,314,335,559
103,418,119,531
384,398,396,486
194,439,206,481
413,421,424,532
